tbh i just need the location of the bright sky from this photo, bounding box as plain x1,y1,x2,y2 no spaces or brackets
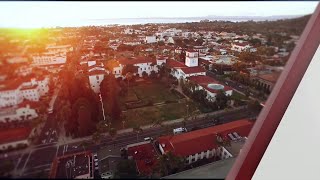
0,1,318,28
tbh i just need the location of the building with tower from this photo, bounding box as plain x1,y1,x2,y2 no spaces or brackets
185,50,199,67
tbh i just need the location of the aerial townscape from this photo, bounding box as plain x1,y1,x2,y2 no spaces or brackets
0,14,310,179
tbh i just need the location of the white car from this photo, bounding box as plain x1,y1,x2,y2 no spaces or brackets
144,137,153,141
173,127,187,135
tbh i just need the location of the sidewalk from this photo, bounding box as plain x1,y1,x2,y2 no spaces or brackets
4,106,247,158
55,105,247,146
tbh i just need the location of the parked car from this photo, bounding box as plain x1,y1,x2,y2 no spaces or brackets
144,137,153,141
173,127,187,135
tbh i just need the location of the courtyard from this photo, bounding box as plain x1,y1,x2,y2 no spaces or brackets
118,81,194,128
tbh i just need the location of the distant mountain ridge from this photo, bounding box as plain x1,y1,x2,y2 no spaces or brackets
91,14,307,22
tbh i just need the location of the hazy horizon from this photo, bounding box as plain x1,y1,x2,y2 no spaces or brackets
0,1,318,28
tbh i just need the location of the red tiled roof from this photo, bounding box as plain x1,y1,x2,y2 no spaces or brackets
257,72,281,83
187,75,233,93
118,57,156,65
127,143,159,176
157,56,168,60
158,119,254,157
0,127,32,144
88,69,107,76
199,59,212,65
180,66,206,74
166,59,187,68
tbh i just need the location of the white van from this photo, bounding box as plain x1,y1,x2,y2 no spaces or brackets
173,127,187,135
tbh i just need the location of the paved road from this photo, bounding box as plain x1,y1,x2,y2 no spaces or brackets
36,84,62,146
5,108,257,178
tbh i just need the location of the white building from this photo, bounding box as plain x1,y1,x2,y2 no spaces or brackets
156,56,167,66
20,85,40,102
157,119,253,165
185,51,199,67
0,103,38,122
32,53,67,66
186,75,233,101
0,86,23,108
107,57,159,78
0,77,49,108
88,65,108,94
173,67,206,80
145,36,157,44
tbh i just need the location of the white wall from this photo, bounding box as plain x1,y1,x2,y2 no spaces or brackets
0,89,23,108
21,87,40,101
145,36,157,44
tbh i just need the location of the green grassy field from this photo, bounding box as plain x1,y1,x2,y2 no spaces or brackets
124,101,190,128
132,82,179,103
